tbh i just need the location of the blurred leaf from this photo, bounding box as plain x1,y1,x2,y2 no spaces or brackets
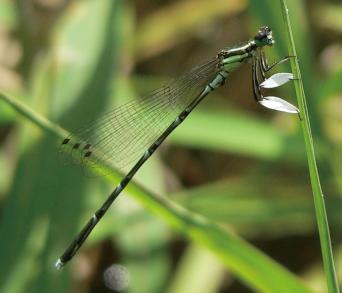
135,0,247,60
117,214,171,293
314,4,342,33
319,44,342,75
48,0,120,120
0,99,17,123
320,96,342,145
0,0,16,29
173,178,342,238
167,244,227,293
317,69,342,102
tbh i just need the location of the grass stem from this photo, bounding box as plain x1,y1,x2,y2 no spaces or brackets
280,1,339,292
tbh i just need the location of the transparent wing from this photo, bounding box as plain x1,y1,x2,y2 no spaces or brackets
60,57,221,176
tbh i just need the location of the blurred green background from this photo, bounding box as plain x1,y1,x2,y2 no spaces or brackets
0,0,341,292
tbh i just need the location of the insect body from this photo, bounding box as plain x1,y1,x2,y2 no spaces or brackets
56,26,299,269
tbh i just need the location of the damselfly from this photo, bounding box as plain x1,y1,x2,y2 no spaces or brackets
56,26,299,269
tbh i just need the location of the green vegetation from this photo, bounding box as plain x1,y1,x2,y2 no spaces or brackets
0,0,341,292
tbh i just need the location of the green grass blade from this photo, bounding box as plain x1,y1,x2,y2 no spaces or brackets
279,1,340,292
167,244,227,293
0,92,312,292
173,179,342,237
0,93,67,139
